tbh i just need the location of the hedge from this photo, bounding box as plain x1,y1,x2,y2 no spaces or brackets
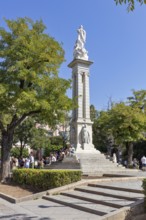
142,179,146,209
12,169,82,190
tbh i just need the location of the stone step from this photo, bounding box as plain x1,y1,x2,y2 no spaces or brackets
80,165,125,169
79,160,123,164
80,163,121,167
78,157,115,160
61,190,134,207
81,172,137,177
76,152,129,175
42,178,144,219
94,180,143,190
78,160,122,167
43,194,116,216
81,170,130,174
88,183,143,194
75,186,144,201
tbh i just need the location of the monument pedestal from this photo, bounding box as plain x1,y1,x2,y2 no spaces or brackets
76,144,100,153
83,143,95,151
75,151,129,176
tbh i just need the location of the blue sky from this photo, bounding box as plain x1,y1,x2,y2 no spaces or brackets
0,0,146,111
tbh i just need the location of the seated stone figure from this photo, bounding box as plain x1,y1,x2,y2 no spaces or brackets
81,125,90,144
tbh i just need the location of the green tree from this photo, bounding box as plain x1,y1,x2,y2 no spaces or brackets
10,147,29,158
93,101,146,165
90,105,98,122
29,125,51,149
13,118,35,157
127,90,146,111
44,144,63,158
107,102,146,166
50,136,63,146
13,117,51,158
115,0,146,11
0,17,72,181
93,111,111,152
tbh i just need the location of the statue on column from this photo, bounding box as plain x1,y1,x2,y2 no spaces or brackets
81,124,90,144
73,25,88,60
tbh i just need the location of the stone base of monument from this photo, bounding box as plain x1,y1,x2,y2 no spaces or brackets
82,143,100,152
75,143,100,153
45,155,81,170
75,149,138,176
45,149,138,177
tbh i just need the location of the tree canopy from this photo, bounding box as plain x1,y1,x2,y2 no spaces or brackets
107,102,146,144
0,17,72,181
90,105,98,122
115,0,146,11
93,90,146,165
0,17,72,131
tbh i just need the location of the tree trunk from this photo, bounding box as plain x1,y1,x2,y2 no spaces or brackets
1,130,14,182
127,142,133,167
19,141,23,158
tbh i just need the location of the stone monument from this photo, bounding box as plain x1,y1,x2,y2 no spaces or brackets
68,25,99,153
47,26,134,176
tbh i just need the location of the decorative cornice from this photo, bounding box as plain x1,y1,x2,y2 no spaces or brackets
68,58,93,68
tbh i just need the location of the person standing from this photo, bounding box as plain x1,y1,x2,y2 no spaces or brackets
29,151,34,168
141,155,146,170
24,158,30,168
113,153,117,163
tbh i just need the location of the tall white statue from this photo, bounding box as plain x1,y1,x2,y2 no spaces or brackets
73,25,88,60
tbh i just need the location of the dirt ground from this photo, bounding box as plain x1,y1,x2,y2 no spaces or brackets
0,182,40,198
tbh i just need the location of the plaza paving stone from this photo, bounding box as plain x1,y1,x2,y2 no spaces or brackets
0,171,146,219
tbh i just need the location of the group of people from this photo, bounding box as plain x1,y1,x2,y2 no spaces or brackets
109,146,145,170
10,145,76,170
10,151,35,170
116,155,146,170
123,156,146,170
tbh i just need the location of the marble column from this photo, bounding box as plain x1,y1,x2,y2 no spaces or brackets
68,25,98,152
68,59,95,152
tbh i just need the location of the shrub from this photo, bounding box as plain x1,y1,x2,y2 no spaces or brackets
142,179,146,210
12,169,82,190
